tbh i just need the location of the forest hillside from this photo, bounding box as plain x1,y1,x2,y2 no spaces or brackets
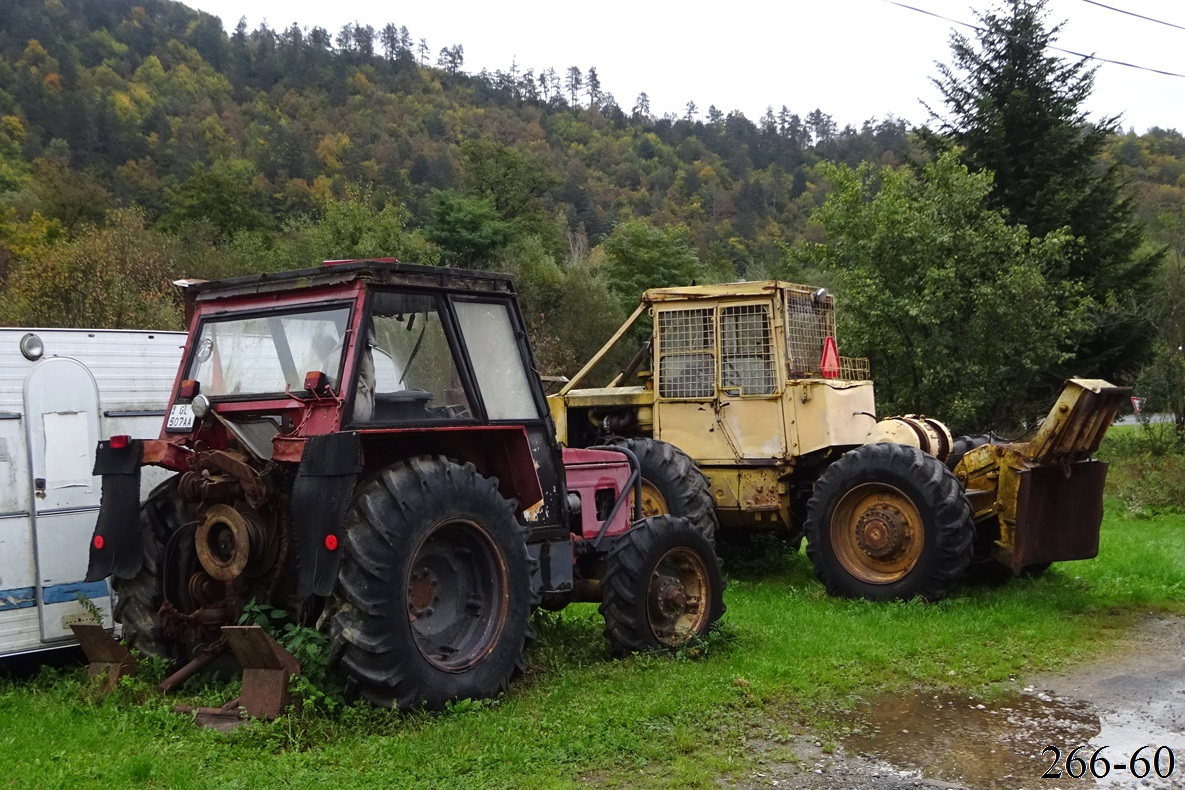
1,0,1181,430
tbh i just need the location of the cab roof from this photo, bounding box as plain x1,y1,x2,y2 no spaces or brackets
642,281,821,303
187,260,517,303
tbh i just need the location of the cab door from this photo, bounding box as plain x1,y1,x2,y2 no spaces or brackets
652,300,786,464
23,357,113,642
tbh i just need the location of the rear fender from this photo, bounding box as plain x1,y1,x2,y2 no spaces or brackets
85,439,144,582
291,432,361,598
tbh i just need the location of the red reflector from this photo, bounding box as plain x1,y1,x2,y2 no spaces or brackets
324,534,338,551
93,535,105,550
110,434,129,449
178,379,199,400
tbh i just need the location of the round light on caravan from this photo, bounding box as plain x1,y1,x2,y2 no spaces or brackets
191,393,211,419
19,333,44,361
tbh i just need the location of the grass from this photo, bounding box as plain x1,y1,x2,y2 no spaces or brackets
3,505,1182,789
5,426,1185,789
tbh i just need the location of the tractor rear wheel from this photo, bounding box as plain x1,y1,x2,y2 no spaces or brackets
804,443,973,602
610,437,719,539
329,456,534,709
600,515,726,653
113,476,192,661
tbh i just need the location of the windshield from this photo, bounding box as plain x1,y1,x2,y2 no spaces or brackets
186,306,351,397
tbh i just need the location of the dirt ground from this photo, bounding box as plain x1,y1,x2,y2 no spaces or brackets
732,615,1185,789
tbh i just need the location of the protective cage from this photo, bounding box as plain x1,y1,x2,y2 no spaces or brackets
784,286,869,380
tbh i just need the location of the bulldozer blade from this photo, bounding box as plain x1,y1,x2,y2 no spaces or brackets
70,622,137,693
1004,460,1108,572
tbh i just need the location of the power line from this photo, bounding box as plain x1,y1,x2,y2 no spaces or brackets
882,0,1185,79
1080,0,1185,33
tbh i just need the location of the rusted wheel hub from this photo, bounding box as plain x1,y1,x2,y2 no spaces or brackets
855,504,909,559
645,548,709,647
829,482,925,584
407,568,440,619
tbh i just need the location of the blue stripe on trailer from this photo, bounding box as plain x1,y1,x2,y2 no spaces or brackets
42,580,109,604
0,580,110,610
0,587,35,611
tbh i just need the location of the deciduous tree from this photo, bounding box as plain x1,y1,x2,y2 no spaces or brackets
798,152,1086,432
925,0,1159,385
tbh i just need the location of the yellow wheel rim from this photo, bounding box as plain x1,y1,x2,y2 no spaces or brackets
636,480,669,518
829,482,924,584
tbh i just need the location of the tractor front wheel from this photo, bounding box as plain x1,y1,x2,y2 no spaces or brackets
804,443,972,602
329,456,534,709
600,515,726,653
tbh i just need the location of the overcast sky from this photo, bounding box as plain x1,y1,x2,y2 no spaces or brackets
184,0,1183,133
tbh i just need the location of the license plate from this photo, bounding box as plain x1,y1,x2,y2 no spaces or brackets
166,403,195,432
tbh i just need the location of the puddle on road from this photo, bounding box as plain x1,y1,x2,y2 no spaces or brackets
842,690,1182,788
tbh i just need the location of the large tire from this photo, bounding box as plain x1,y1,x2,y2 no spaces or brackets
610,437,719,539
328,456,534,709
113,476,190,661
804,443,973,602
600,514,726,653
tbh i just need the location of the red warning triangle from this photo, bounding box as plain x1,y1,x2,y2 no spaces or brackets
820,336,840,379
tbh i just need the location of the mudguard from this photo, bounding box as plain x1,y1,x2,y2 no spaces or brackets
292,432,361,597
85,439,144,582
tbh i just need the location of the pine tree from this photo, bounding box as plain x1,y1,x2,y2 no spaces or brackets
925,0,1159,384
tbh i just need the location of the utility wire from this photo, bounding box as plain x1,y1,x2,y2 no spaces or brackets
1080,0,1185,33
883,0,1185,79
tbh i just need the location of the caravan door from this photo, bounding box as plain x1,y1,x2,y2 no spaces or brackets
23,357,113,641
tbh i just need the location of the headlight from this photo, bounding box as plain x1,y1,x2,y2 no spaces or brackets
191,393,211,418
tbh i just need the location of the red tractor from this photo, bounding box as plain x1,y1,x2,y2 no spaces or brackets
85,261,724,709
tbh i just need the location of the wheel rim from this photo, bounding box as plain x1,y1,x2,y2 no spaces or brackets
645,547,711,647
637,479,669,518
407,518,508,673
829,482,924,584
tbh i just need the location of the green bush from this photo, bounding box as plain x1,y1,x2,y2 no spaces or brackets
1098,423,1185,516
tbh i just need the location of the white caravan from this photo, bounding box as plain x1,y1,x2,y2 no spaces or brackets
0,328,183,657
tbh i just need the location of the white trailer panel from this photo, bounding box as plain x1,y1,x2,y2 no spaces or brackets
0,328,184,657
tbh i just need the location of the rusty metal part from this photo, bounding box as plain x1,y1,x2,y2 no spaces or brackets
195,504,274,581
407,568,440,618
159,643,222,693
181,626,302,730
854,503,910,560
223,625,300,720
646,546,710,647
70,623,137,693
178,469,243,503
1007,461,1107,570
194,449,270,508
830,483,923,583
160,570,236,645
176,697,244,732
